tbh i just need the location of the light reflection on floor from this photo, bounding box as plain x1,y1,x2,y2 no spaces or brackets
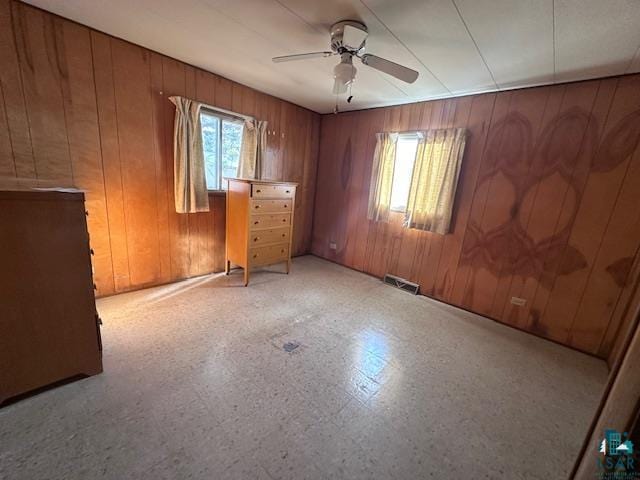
0,256,608,479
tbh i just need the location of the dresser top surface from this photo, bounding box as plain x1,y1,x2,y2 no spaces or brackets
0,189,85,202
225,178,298,187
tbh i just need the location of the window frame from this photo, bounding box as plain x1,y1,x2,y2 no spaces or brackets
389,132,420,213
199,107,245,192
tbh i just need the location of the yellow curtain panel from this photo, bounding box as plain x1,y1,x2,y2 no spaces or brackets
367,132,398,222
405,128,466,234
169,96,209,213
238,119,267,180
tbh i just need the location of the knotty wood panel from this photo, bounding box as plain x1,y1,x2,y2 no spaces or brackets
0,0,320,296
312,74,640,358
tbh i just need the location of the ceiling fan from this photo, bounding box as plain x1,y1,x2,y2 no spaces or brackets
272,20,419,95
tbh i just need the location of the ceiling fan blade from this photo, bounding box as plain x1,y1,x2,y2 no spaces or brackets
360,54,419,84
342,24,367,50
272,51,334,63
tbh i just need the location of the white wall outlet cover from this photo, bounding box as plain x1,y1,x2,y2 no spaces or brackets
329,241,337,250
510,297,527,306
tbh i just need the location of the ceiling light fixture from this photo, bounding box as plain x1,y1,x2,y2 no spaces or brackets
332,53,357,95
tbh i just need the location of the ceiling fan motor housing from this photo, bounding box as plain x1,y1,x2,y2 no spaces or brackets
330,20,368,54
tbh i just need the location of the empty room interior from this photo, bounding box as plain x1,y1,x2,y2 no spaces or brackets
2,0,640,479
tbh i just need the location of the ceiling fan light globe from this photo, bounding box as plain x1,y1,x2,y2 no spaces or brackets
333,62,357,84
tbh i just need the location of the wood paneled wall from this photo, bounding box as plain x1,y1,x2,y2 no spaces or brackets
312,74,640,360
0,0,320,296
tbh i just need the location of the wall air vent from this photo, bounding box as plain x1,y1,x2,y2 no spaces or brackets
383,273,419,295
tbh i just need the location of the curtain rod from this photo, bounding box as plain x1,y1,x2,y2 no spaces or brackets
200,103,254,123
170,95,254,122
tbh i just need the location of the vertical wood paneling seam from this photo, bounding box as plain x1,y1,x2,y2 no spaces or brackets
536,78,621,329
486,87,557,314
88,31,115,290
0,80,18,176
456,92,511,303
9,1,37,179
147,52,163,280
363,113,385,272
488,86,565,315
460,92,521,305
517,80,603,321
565,128,639,340
445,95,496,299
108,38,132,282
52,17,74,185
309,116,326,248
600,243,640,355
158,58,173,275
308,113,320,253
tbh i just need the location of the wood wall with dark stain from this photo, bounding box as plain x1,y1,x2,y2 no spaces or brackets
312,74,640,361
0,0,320,297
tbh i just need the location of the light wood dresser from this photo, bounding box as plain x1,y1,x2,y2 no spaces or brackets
225,178,297,286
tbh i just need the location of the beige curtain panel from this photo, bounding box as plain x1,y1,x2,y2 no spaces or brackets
367,133,398,222
405,127,467,234
169,96,209,213
238,119,267,179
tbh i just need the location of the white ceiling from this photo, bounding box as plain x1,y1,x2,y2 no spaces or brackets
25,0,640,114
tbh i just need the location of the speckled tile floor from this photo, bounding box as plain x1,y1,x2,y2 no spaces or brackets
1,255,608,479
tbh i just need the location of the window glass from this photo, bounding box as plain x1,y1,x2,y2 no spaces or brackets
221,120,243,182
201,113,220,190
390,136,419,212
200,111,244,190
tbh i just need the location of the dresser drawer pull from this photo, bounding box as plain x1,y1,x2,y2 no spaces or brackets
282,234,286,237
256,189,262,193
286,190,290,194
253,237,259,242
253,254,258,258
282,219,286,222
281,249,285,253
284,204,288,208
254,220,259,225
255,205,260,209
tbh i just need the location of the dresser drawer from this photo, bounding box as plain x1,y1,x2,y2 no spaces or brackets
252,184,294,199
249,227,290,246
251,199,291,213
250,213,290,229
249,243,289,266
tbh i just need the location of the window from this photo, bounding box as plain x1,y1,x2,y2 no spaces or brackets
200,109,244,190
368,128,466,233
389,134,419,212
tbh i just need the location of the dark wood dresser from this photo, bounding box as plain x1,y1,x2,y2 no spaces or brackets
0,190,103,405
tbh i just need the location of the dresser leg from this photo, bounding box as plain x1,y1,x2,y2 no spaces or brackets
243,267,250,286
286,259,291,274
225,259,230,275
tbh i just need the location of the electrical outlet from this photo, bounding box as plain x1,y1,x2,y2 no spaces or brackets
510,297,527,306
329,241,337,250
